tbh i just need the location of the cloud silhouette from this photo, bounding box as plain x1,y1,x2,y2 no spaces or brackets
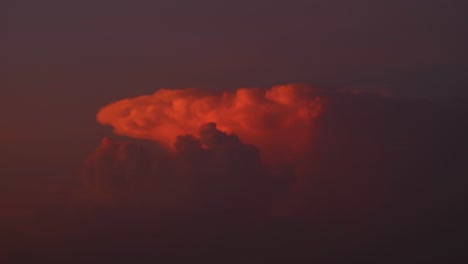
82,122,290,217
4,86,468,263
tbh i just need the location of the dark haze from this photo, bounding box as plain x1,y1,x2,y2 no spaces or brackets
2,90,467,263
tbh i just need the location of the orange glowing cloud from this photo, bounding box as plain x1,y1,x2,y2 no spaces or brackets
97,84,323,158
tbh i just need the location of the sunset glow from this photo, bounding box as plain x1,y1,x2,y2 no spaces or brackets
97,84,323,158
4,0,467,262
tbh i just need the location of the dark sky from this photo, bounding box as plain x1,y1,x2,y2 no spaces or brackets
2,1,468,262
2,0,467,158
2,2,467,165
4,1,468,94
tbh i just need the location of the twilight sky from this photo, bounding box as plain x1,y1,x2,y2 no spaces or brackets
3,0,468,140
3,1,468,128
2,1,468,263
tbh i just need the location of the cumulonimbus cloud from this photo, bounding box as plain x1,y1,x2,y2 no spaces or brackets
82,122,291,214
96,84,323,159
5,83,468,263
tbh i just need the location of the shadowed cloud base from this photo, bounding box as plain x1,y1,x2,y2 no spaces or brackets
2,84,467,263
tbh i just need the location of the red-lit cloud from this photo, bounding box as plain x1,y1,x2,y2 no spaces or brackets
4,85,468,263
97,84,322,159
